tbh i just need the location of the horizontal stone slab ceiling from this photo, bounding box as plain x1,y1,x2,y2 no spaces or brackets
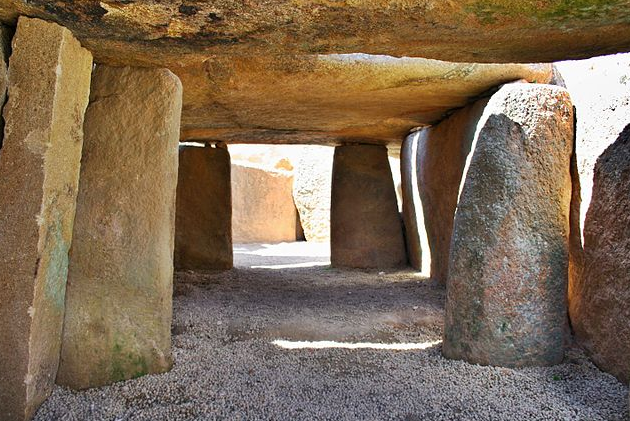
0,1,629,64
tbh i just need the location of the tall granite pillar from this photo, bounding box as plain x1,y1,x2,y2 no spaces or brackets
0,18,92,420
443,84,574,367
570,124,630,384
416,98,489,284
330,144,406,268
56,65,183,389
175,144,233,270
400,133,422,270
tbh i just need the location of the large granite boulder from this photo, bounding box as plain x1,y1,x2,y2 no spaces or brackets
570,124,630,384
443,83,574,367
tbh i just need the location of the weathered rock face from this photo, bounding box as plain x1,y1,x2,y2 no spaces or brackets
416,98,489,284
57,65,182,390
0,17,92,420
293,146,334,242
232,163,299,244
330,144,407,268
401,133,422,270
0,4,558,147
174,144,232,269
176,57,552,145
570,124,630,384
0,1,628,65
443,84,574,367
0,23,11,143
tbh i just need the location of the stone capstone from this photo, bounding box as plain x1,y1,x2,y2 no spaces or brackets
0,1,628,64
443,83,574,367
232,163,299,244
416,98,489,285
56,65,182,390
330,144,407,269
0,17,92,420
174,145,233,269
570,124,630,384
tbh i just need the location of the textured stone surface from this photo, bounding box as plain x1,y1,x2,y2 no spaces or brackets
57,65,182,390
416,98,489,284
330,144,407,268
0,3,556,147
570,124,630,384
174,145,232,269
0,1,629,64
232,163,298,244
443,84,574,367
0,0,623,147
176,57,552,145
400,133,422,270
0,17,92,420
0,23,11,144
293,146,334,242
555,55,630,342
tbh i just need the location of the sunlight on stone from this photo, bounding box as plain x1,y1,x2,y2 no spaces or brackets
272,340,442,350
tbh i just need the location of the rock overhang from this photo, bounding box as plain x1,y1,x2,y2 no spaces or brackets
175,54,554,144
1,0,624,145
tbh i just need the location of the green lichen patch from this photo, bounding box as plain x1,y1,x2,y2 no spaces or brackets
466,0,630,25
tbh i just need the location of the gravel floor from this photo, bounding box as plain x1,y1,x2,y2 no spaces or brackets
36,243,628,420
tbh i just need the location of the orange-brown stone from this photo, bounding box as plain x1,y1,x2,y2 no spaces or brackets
57,65,182,390
0,17,92,420
330,144,406,269
175,145,233,270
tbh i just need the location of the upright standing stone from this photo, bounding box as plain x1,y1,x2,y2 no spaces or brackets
330,144,407,268
56,65,182,389
401,133,422,270
232,163,297,244
0,18,92,420
416,99,489,284
570,124,630,384
175,144,232,269
443,84,574,367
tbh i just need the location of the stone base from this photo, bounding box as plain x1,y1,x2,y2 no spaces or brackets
330,144,407,269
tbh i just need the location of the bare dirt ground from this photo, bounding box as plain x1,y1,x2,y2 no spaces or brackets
36,242,627,420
